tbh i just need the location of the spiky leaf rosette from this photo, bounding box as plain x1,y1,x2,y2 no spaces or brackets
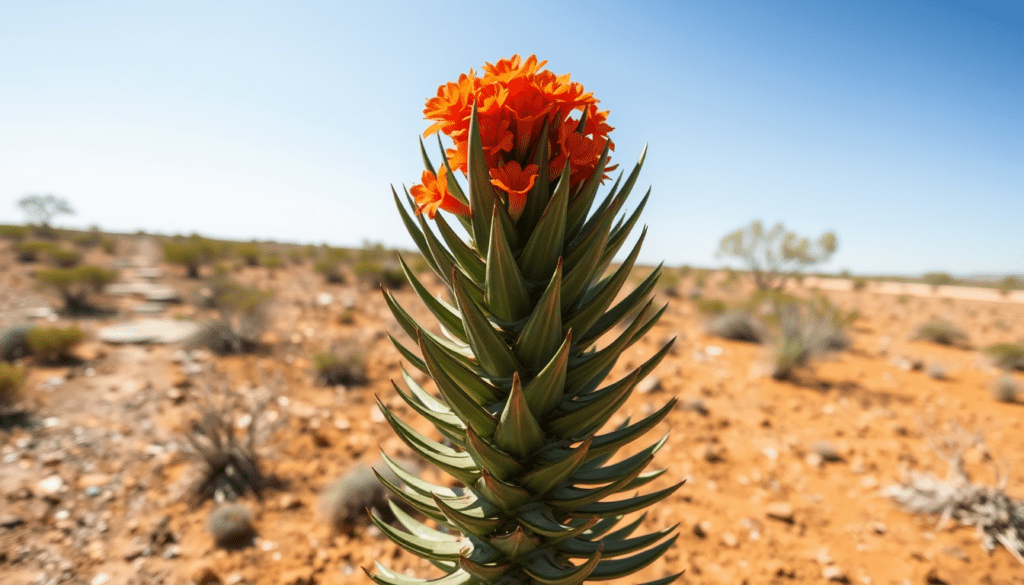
373,57,680,585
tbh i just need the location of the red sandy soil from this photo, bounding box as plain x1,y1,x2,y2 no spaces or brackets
1,236,1023,585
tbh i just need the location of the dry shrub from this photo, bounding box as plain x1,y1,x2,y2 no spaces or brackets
914,319,970,347
0,362,26,408
706,310,765,343
312,341,367,386
26,326,85,364
34,265,118,313
983,342,1024,372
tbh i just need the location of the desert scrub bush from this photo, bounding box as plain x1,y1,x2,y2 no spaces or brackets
100,236,116,255
914,319,970,347
353,258,405,289
260,252,283,270
852,277,868,291
208,504,256,548
14,240,59,263
991,375,1020,403
234,242,262,266
0,362,26,408
188,279,271,354
706,310,765,343
314,258,346,284
983,342,1024,372
163,235,221,279
0,324,32,362
45,247,82,268
26,326,85,364
312,343,367,386
35,265,118,313
923,272,954,289
319,462,404,533
769,300,850,380
0,224,29,242
185,378,277,505
999,276,1021,297
717,219,838,291
694,297,728,315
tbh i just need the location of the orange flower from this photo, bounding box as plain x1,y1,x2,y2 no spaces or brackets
490,161,539,220
420,55,614,219
410,166,470,219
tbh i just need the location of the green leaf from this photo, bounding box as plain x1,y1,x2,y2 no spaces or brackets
519,117,552,233
467,104,499,258
388,333,427,376
519,163,571,282
435,213,485,284
417,327,500,405
522,545,602,585
588,399,677,461
382,288,475,364
398,255,466,342
568,482,684,518
588,534,679,580
369,511,462,561
451,270,520,378
564,141,611,242
577,263,662,348
520,437,591,496
522,331,571,417
516,505,598,540
375,397,480,485
564,227,647,337
458,556,512,582
594,188,651,278
515,259,563,371
558,525,677,558
392,187,439,276
576,145,646,241
476,470,532,511
416,213,456,288
418,136,435,176
419,335,499,438
487,526,539,558
464,425,524,481
565,301,653,395
365,564,475,585
431,493,504,537
437,136,469,207
574,435,667,485
547,370,639,441
484,203,531,322
549,456,651,508
493,374,546,458
391,379,465,447
584,512,647,541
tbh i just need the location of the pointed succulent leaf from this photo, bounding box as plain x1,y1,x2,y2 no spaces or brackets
558,525,677,558
549,456,652,508
458,556,512,582
391,380,465,446
435,213,486,283
584,512,646,541
369,511,463,561
476,470,532,511
588,534,679,581
484,204,531,322
565,141,611,241
419,335,499,438
418,136,436,176
515,259,563,370
398,255,466,341
519,163,570,282
465,425,525,481
365,564,475,585
375,397,481,485
577,264,662,348
565,301,653,395
521,545,602,585
574,436,667,485
389,333,427,375
568,482,684,518
383,287,475,363
522,331,571,417
577,145,646,240
519,117,552,231
451,271,520,378
564,227,647,336
516,504,598,540
467,104,499,257
587,399,676,461
493,374,546,458
637,573,685,585
392,187,440,276
520,437,592,496
431,493,504,537
418,330,500,404
487,526,540,558
595,189,651,276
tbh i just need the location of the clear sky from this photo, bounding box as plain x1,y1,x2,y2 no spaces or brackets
1,0,1021,275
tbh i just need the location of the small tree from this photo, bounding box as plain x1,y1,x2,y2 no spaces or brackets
18,194,75,228
35,266,118,313
164,236,221,279
716,219,837,291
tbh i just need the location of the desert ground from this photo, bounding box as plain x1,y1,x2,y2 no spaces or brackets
1,233,1023,585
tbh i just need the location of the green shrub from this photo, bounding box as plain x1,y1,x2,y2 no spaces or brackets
913,319,970,347
163,236,221,278
208,504,256,549
983,342,1024,372
14,240,59,263
769,300,850,380
26,326,85,364
235,242,262,266
999,276,1021,297
0,362,26,407
46,247,82,268
923,272,954,288
100,236,116,255
188,279,271,354
312,343,367,386
314,259,346,284
352,259,404,289
706,310,765,343
695,298,728,315
852,277,868,291
991,375,1020,403
35,265,118,313
260,252,283,270
0,224,30,242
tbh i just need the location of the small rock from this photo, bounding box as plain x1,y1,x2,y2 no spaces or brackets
79,474,111,489
36,476,65,500
720,531,738,548
811,440,844,462
680,398,709,416
705,345,723,357
91,574,110,585
316,292,334,307
636,377,661,394
764,502,795,524
191,567,221,585
0,515,25,530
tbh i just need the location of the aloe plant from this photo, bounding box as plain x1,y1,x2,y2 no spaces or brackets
371,56,680,585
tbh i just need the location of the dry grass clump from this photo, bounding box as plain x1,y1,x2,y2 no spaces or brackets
0,324,32,362
706,310,765,343
15,240,59,263
694,298,727,316
318,459,418,533
312,341,367,386
26,326,85,364
769,299,851,381
0,224,30,242
991,375,1020,404
0,362,26,409
45,247,82,268
914,319,970,347
188,279,272,355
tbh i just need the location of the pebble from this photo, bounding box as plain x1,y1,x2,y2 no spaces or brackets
822,565,848,582
191,567,222,585
764,502,795,524
37,475,65,498
91,574,110,585
636,376,661,394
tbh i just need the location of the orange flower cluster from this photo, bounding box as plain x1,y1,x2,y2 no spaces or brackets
410,55,614,220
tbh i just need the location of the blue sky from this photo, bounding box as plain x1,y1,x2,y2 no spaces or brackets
1,0,1021,275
